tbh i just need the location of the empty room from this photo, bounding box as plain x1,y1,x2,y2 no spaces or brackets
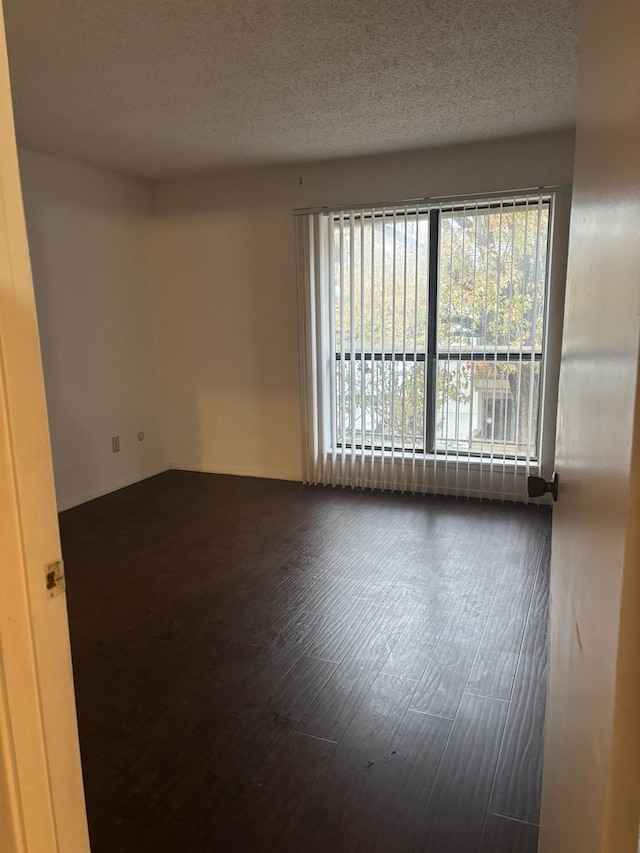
1,1,639,853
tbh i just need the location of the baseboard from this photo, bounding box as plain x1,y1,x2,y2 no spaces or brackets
57,464,171,512
169,462,301,483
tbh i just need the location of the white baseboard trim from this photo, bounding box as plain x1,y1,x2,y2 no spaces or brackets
169,462,301,483
56,463,171,512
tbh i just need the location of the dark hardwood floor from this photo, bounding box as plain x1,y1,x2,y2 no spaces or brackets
60,471,550,853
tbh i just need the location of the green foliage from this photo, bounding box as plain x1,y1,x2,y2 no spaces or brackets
337,359,425,450
439,207,548,351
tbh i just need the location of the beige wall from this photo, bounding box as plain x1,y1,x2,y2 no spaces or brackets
153,130,575,481
19,150,168,510
539,0,640,847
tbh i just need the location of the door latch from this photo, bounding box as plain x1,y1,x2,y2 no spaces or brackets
45,560,65,599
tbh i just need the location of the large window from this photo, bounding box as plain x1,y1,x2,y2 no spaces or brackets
332,196,550,462
296,191,556,498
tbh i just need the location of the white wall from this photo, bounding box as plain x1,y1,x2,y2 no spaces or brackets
153,130,575,482
19,150,168,510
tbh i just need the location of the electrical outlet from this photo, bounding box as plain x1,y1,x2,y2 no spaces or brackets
112,435,120,453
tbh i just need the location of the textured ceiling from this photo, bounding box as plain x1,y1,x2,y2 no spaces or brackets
3,0,579,179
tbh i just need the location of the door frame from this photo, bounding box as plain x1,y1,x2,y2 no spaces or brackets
0,3,90,850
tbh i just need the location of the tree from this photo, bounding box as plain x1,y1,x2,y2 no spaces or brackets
438,206,547,453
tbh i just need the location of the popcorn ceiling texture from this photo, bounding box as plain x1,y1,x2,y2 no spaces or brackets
4,0,579,179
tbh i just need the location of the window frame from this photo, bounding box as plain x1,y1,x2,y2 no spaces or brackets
332,195,552,462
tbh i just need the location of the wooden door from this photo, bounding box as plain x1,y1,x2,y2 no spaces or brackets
0,3,90,851
538,0,640,850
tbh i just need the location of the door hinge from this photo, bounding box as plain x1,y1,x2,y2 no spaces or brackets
45,560,65,599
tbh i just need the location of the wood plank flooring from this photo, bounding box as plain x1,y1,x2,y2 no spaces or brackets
59,471,551,853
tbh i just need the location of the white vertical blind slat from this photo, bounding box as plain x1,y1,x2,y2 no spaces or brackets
369,210,377,490
456,202,466,498
399,206,408,491
411,207,420,493
315,215,324,484
390,208,398,491
317,215,331,484
308,215,320,483
349,211,356,487
328,213,337,484
360,210,367,488
429,204,437,497
489,200,503,498
338,212,346,487
295,216,310,483
481,204,491,497
443,205,454,493
527,194,544,478
502,204,517,498
380,208,388,489
513,200,529,499
468,200,478,498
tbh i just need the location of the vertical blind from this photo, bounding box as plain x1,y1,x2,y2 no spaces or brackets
296,192,552,500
